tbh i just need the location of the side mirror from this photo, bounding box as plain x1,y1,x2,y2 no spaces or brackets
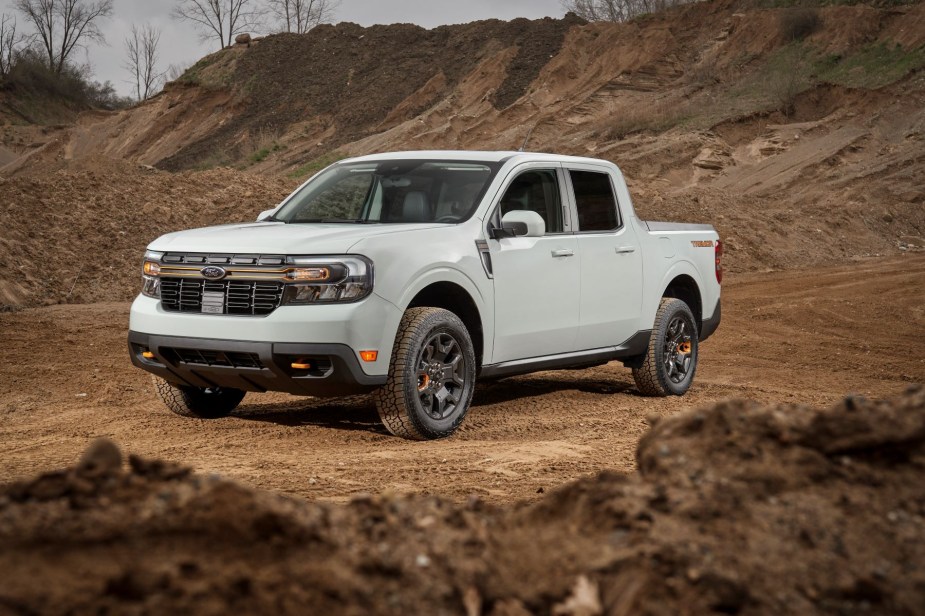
497,210,545,238
490,221,527,239
257,208,276,222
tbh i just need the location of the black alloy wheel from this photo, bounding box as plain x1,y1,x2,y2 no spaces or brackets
416,332,467,420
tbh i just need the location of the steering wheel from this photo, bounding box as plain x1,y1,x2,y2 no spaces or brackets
435,215,459,223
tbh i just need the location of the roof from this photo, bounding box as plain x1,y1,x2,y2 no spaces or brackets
343,150,616,167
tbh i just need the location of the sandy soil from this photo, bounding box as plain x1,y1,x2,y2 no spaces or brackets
2,385,922,615
2,255,922,505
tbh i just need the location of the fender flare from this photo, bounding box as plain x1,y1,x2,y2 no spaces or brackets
642,259,705,330
392,266,494,362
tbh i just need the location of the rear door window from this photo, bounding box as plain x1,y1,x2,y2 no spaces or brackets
569,170,620,232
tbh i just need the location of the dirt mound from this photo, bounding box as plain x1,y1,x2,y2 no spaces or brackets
0,159,290,309
2,387,923,614
155,15,582,171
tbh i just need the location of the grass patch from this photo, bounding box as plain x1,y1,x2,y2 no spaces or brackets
604,103,695,139
175,50,239,90
287,151,349,179
727,40,925,116
815,43,925,89
753,0,919,7
250,142,285,164
192,149,233,170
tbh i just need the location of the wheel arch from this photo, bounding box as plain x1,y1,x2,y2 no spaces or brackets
405,281,485,369
661,274,703,333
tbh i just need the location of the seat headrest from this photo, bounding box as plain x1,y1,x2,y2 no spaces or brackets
402,191,429,222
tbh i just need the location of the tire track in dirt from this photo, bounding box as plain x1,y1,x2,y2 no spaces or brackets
0,256,922,504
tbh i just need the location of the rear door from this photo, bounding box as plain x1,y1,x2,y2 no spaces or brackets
564,165,644,349
488,163,581,364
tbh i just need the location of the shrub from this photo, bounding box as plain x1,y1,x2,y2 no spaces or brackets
779,7,821,42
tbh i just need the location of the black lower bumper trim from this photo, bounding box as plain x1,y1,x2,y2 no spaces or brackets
128,331,386,397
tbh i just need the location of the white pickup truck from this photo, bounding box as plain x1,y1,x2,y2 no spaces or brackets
129,151,722,439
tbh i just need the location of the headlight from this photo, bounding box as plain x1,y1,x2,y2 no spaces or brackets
282,255,373,304
141,250,163,298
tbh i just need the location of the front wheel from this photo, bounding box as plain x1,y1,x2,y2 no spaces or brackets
152,376,245,418
374,307,476,440
633,298,699,397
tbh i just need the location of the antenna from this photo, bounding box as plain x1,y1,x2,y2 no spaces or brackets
519,121,539,152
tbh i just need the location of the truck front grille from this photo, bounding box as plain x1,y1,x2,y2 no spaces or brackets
160,278,285,316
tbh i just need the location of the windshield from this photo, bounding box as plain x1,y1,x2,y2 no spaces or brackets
274,159,503,224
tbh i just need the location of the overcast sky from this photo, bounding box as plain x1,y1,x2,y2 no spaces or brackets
0,0,567,97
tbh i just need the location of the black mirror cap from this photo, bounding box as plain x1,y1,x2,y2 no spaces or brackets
490,222,528,239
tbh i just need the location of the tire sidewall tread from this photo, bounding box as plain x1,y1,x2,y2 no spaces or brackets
374,307,476,440
152,375,244,419
632,298,699,397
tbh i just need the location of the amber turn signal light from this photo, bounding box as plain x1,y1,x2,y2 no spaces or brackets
359,350,378,362
142,350,155,359
143,261,161,276
291,360,312,370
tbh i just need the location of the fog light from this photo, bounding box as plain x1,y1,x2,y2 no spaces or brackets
142,350,155,359
291,360,312,370
359,350,378,362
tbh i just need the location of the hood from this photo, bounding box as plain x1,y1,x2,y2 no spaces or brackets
148,221,445,255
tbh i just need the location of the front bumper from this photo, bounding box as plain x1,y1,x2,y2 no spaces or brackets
128,293,402,377
129,331,387,397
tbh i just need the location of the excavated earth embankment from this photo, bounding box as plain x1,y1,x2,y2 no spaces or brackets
2,387,923,615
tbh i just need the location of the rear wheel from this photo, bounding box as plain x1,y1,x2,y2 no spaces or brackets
633,298,699,397
152,376,245,418
374,307,476,440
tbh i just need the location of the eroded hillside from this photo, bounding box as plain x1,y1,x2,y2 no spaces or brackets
1,1,924,309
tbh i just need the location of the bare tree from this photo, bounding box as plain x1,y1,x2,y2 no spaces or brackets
14,0,113,74
1,13,30,76
173,0,263,48
267,0,338,34
124,23,163,101
166,62,189,82
562,0,694,22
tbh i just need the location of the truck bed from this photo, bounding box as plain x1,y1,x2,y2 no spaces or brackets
644,221,715,232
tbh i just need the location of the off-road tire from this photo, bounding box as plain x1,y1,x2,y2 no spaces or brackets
374,307,476,440
633,298,699,397
152,376,245,419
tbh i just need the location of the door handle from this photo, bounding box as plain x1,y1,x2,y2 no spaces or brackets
551,249,574,258
615,246,636,254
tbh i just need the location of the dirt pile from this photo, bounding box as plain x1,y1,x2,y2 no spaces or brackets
2,387,923,614
158,15,583,171
0,159,290,309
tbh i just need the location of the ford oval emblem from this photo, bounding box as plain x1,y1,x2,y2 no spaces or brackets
200,266,227,280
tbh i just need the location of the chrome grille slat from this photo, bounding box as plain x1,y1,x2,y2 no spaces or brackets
162,252,285,265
